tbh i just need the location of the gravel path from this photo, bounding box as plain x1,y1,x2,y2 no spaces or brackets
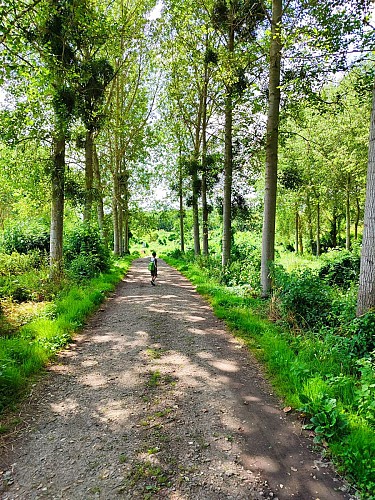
0,258,353,499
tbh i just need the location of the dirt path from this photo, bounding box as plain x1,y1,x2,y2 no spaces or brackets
0,259,353,500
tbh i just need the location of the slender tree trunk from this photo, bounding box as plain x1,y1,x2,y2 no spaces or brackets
295,207,299,254
222,18,235,268
202,33,210,256
112,172,120,255
192,169,201,255
298,214,303,255
222,87,233,267
331,208,338,248
306,191,314,253
123,170,130,254
346,174,351,250
178,154,185,253
50,128,65,281
357,82,375,315
355,193,360,240
118,200,124,255
84,129,94,222
316,201,321,256
93,144,107,243
261,0,282,296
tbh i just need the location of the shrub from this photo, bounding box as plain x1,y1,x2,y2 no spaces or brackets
355,357,375,428
299,393,348,444
64,224,110,280
319,251,360,288
2,221,50,254
272,265,332,330
347,313,375,359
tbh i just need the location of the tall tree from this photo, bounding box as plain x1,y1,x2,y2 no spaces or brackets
260,0,282,295
357,79,375,316
211,0,264,267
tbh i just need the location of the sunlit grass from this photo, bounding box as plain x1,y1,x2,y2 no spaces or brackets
0,256,135,414
164,254,375,497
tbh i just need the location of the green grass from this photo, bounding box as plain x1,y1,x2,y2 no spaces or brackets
0,256,135,415
164,255,375,499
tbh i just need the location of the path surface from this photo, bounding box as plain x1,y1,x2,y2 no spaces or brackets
0,259,352,499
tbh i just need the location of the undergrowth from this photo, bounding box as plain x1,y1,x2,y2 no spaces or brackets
0,256,135,414
164,253,375,499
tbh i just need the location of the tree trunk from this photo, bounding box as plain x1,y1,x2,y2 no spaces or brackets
357,82,375,316
355,193,360,240
192,170,201,255
298,214,303,255
306,191,314,253
49,129,65,281
346,174,351,250
93,144,107,244
112,172,120,255
84,129,94,222
316,201,321,256
261,0,282,296
118,201,124,255
123,170,130,254
179,154,185,253
222,88,233,267
202,46,209,256
295,207,299,254
331,208,338,248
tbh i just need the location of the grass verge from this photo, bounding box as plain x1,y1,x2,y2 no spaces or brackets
164,255,375,499
0,256,135,415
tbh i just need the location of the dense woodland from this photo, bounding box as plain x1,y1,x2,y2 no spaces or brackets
1,0,375,496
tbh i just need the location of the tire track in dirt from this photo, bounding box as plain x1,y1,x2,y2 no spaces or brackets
0,258,353,499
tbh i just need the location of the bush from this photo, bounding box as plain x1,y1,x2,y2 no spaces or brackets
64,224,110,280
355,357,375,428
2,221,50,254
221,242,261,288
319,251,360,288
272,265,332,330
347,313,375,359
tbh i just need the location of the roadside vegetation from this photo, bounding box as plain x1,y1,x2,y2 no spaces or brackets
0,222,136,417
163,240,375,498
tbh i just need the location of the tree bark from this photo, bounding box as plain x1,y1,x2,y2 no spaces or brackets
346,174,351,250
298,213,303,255
357,82,375,316
123,169,130,254
84,129,94,222
261,0,282,296
93,144,107,244
112,171,120,255
222,87,233,267
316,201,321,256
355,193,360,240
222,17,235,268
179,156,185,253
295,207,299,254
202,44,209,256
306,191,314,253
49,128,65,281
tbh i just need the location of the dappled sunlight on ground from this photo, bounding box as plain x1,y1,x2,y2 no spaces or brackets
1,258,349,500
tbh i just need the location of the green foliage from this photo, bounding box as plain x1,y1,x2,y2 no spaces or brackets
355,357,375,428
347,313,375,359
2,221,49,254
64,224,110,280
0,251,53,302
164,254,375,496
319,251,360,288
0,256,134,414
272,265,332,330
222,241,261,289
299,394,348,444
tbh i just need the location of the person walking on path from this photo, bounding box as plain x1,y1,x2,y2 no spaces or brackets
149,250,158,285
